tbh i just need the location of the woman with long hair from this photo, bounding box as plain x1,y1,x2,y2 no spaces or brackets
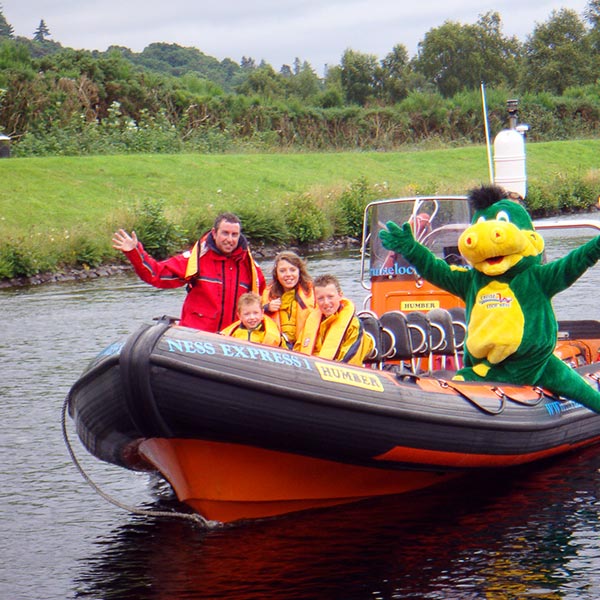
262,251,315,349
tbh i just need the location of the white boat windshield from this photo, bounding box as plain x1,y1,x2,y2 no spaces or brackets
362,196,473,288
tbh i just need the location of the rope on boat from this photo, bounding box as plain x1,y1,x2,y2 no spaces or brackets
61,396,210,527
437,380,550,414
437,379,506,415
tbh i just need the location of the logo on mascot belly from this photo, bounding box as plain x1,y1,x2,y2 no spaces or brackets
478,292,513,309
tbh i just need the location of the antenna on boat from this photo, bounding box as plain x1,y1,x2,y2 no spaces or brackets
480,82,494,184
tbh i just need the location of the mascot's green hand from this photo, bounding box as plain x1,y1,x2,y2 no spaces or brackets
379,221,415,254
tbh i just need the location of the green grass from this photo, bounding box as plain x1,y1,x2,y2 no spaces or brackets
1,139,599,240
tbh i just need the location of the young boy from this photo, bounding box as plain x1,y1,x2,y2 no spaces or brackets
221,292,287,348
294,274,373,366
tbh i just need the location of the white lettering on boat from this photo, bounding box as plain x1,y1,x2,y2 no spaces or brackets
166,339,217,355
369,264,418,277
165,336,312,370
315,362,384,392
219,343,307,369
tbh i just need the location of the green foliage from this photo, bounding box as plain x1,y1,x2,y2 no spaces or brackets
526,175,600,218
180,72,224,97
233,204,289,244
336,177,373,238
284,194,330,244
33,20,51,43
377,44,412,104
2,27,600,155
129,199,186,259
0,9,14,38
130,42,243,92
0,230,107,277
64,236,104,268
315,87,344,108
340,49,378,106
2,3,600,156
414,12,522,98
0,144,599,281
0,238,44,278
523,184,558,217
284,61,322,101
12,105,186,157
554,174,599,212
521,9,595,95
183,128,234,153
185,211,215,242
399,91,450,140
235,64,285,100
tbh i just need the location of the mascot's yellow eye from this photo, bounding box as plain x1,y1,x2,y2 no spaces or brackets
476,216,486,224
496,210,510,222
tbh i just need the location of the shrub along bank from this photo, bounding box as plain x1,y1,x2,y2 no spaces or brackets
1,142,600,282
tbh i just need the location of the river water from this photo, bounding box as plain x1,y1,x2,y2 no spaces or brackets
3,224,600,599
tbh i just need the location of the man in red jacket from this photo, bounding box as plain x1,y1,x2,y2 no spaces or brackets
112,212,265,332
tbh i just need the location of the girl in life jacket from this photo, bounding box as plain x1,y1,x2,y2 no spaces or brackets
262,251,316,349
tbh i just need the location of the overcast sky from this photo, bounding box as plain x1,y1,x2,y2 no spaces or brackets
1,1,591,74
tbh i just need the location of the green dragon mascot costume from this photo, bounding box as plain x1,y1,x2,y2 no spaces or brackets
379,184,600,413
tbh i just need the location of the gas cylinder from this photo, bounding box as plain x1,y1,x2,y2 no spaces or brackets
493,128,526,199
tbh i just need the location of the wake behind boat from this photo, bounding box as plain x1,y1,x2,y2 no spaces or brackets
66,193,600,524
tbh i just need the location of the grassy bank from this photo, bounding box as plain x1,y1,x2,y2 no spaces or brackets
1,140,600,280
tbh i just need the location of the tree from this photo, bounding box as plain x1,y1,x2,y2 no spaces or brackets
586,0,600,25
414,12,521,97
235,63,284,99
317,65,344,108
376,44,412,104
340,48,378,106
584,0,600,59
279,64,293,78
521,9,594,94
33,19,51,42
126,43,242,91
240,56,256,70
286,60,321,101
0,5,14,38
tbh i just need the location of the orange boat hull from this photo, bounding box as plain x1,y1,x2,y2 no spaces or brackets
138,438,458,523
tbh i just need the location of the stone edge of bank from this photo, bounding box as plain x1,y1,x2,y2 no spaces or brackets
0,237,359,290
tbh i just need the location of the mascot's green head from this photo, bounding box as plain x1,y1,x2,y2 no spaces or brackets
458,185,545,276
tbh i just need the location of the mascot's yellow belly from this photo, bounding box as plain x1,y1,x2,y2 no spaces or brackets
467,281,524,365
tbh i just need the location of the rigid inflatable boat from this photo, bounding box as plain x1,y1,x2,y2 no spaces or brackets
67,194,600,523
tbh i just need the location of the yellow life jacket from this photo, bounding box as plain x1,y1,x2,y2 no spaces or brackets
296,299,372,365
221,315,285,347
262,284,315,345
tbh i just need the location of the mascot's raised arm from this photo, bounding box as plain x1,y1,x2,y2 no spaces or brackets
379,184,600,414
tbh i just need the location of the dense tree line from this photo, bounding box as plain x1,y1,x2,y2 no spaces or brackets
1,3,600,155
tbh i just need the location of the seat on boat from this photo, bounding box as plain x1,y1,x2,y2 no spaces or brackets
405,311,431,373
357,310,384,365
427,308,456,370
373,310,415,375
379,311,412,358
448,306,466,368
359,310,414,371
361,308,466,374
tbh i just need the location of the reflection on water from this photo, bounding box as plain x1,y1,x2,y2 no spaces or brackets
3,232,600,599
74,448,600,599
